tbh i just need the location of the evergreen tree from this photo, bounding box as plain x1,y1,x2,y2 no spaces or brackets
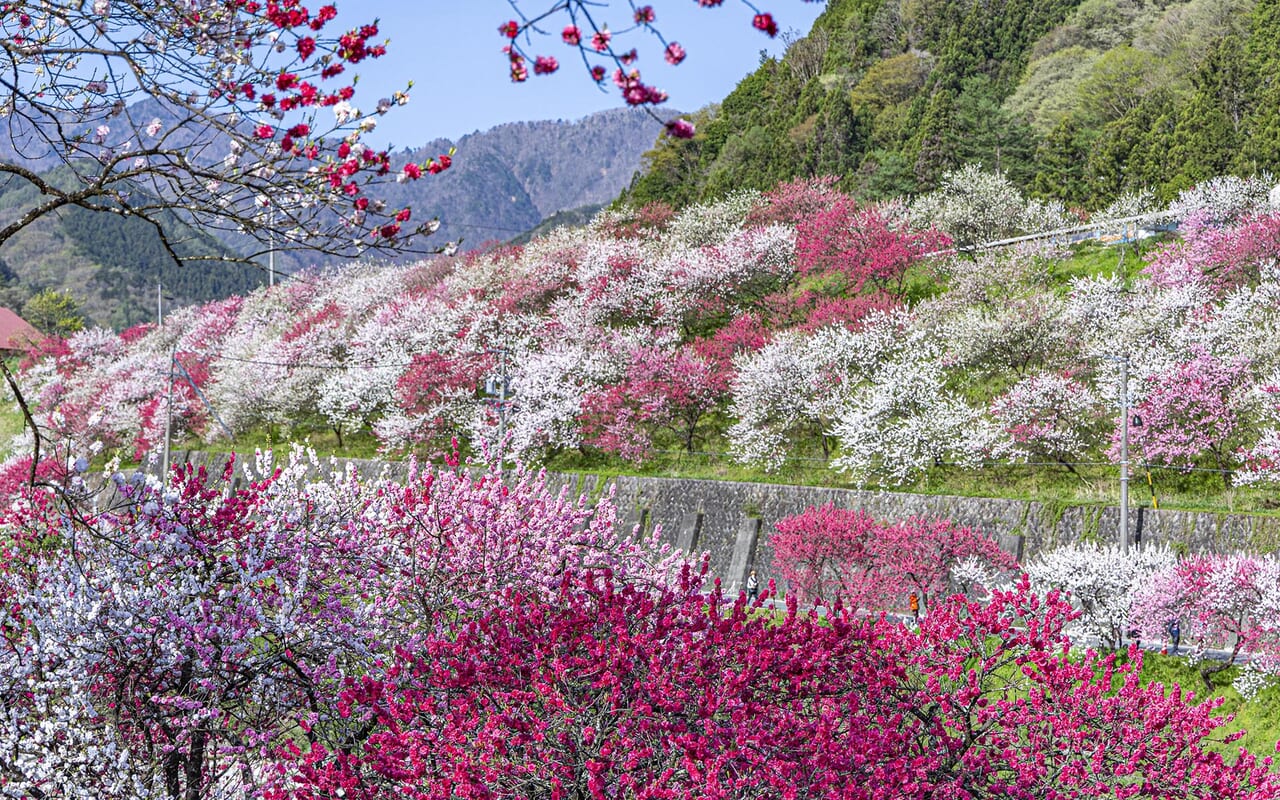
1239,0,1280,174
1033,117,1093,205
1085,89,1175,202
954,78,1038,186
809,90,870,178
1163,37,1250,193
23,289,85,337
913,89,962,189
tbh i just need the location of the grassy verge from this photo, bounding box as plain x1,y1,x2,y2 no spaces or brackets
155,429,1280,518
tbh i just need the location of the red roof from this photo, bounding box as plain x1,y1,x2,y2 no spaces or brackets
0,307,43,352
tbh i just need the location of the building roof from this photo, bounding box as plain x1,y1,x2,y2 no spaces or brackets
0,307,44,352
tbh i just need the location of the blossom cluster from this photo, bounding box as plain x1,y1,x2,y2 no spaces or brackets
1,457,1276,798
772,508,1280,697
495,0,803,137
8,172,1280,489
0,0,446,257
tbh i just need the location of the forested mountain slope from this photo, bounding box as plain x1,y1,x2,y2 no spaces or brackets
623,0,1280,208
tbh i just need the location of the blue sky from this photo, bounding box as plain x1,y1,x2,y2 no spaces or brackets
349,1,827,149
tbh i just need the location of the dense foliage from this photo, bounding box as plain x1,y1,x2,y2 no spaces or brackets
2,455,1276,798
622,0,1280,211
11,173,1280,494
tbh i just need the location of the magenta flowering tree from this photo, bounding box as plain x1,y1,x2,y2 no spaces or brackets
265,572,1278,800
1128,348,1255,483
769,503,1019,610
791,195,949,327
0,0,447,266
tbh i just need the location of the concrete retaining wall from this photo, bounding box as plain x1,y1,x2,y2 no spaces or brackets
166,450,1280,593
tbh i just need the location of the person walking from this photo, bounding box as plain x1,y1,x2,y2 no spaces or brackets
909,592,920,624
746,569,760,603
1167,618,1181,655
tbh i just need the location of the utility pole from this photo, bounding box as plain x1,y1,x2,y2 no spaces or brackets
157,282,163,326
498,347,508,453
1119,355,1130,554
484,347,512,464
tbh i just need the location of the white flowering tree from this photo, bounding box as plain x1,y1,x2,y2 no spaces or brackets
989,373,1106,471
1026,542,1176,650
1167,174,1278,225
909,165,1070,247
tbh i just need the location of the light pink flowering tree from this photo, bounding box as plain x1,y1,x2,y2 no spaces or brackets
1144,213,1280,293
990,373,1106,473
1128,349,1255,484
1130,554,1273,688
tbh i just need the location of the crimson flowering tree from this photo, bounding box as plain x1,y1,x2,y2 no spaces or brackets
498,1,809,137
265,571,1277,800
0,1,447,264
769,503,1019,609
790,196,949,327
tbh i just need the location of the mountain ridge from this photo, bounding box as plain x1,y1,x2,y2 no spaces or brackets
0,106,667,329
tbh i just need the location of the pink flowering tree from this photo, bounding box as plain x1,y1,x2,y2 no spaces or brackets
1144,213,1280,293
1128,349,1255,484
1130,554,1276,689
791,196,949,328
265,573,1277,800
389,351,491,452
578,343,720,463
769,503,1019,610
745,175,843,227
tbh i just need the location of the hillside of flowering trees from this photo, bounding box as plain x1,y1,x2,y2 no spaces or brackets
6,172,1280,492
3,452,1278,798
